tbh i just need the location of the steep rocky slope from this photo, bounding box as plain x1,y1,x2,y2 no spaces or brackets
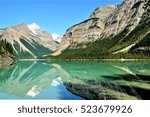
0,23,57,58
53,0,150,59
52,5,116,56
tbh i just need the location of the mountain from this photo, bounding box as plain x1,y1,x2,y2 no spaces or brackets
52,5,116,56
52,0,150,59
0,23,57,59
27,23,41,35
51,33,62,43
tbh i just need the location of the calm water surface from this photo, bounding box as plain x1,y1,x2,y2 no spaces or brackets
0,60,150,100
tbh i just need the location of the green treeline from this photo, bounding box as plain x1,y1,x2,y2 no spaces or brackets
0,36,13,55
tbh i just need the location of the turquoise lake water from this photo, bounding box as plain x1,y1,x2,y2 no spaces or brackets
0,60,150,100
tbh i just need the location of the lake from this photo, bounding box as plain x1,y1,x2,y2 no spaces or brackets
0,60,150,100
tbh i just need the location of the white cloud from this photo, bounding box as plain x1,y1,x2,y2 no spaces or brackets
51,33,62,43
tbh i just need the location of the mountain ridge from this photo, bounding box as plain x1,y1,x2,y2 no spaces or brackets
0,23,58,59
51,0,150,59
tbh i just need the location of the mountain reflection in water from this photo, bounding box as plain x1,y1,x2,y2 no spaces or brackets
0,60,150,100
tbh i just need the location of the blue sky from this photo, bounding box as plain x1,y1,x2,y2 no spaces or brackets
0,0,123,35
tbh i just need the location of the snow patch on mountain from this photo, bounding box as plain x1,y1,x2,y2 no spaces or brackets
27,23,41,35
52,33,62,43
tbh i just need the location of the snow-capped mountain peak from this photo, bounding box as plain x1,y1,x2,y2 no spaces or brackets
27,23,41,35
52,33,62,43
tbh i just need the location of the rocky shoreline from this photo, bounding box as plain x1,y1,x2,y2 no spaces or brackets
0,54,18,67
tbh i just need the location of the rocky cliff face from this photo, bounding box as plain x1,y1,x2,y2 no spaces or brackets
101,0,147,37
52,5,116,56
65,5,116,43
0,23,57,58
53,0,150,57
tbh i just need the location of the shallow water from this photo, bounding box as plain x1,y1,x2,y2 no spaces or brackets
0,60,149,100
